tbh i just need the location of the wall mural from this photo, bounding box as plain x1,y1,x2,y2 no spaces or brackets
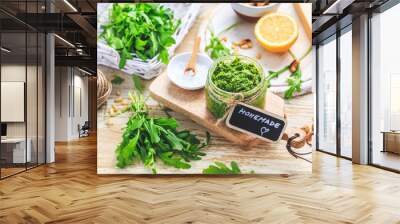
97,3,314,175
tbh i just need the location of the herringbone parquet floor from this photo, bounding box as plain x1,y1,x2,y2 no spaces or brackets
1,135,400,224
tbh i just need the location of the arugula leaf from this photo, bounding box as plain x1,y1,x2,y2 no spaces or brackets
163,129,184,151
154,117,178,129
202,161,242,174
160,33,175,46
115,91,209,173
118,49,132,69
284,65,302,99
111,37,123,50
205,31,231,60
149,32,158,57
159,49,169,64
230,161,240,173
144,147,156,174
126,116,144,131
135,38,147,51
143,119,160,144
116,130,140,168
159,152,191,169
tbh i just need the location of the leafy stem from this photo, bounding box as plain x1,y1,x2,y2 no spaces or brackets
202,161,255,174
267,65,290,82
205,31,231,60
284,64,302,99
268,45,313,99
202,161,241,174
115,91,210,173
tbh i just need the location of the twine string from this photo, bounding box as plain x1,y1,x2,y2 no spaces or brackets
214,83,267,125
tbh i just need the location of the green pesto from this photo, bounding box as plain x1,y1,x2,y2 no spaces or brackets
211,57,262,93
206,56,267,119
205,87,266,119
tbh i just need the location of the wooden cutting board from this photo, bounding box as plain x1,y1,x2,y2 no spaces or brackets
149,72,285,147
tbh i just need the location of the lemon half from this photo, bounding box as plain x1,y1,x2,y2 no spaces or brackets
255,13,299,53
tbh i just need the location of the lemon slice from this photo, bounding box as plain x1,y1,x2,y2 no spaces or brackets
255,13,299,53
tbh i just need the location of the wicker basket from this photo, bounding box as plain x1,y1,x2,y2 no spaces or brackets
97,70,112,109
97,3,201,80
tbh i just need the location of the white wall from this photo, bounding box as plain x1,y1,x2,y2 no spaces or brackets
73,73,89,137
1,65,32,138
54,67,89,141
1,63,46,164
55,66,69,141
1,65,26,141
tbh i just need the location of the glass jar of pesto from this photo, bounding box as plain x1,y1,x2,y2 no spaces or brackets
205,55,267,119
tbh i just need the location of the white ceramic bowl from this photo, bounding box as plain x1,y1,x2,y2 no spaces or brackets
231,3,279,19
167,52,213,90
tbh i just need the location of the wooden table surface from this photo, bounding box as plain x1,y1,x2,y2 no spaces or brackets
97,4,313,175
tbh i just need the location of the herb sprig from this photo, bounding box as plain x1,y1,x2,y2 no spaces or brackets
116,92,210,173
205,31,231,60
267,46,312,99
202,161,241,174
284,63,302,99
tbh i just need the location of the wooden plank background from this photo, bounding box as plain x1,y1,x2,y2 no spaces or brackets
97,4,313,174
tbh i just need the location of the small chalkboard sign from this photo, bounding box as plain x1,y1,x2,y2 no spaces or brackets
226,102,287,142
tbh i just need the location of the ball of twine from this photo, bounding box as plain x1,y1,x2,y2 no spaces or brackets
97,70,112,109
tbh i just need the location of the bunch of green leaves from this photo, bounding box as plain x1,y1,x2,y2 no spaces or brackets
205,31,231,60
115,92,210,173
100,3,180,69
202,161,241,174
